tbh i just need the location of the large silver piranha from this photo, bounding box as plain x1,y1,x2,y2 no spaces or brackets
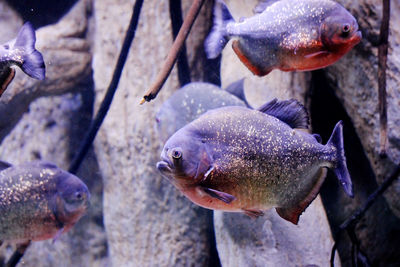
0,161,90,244
0,22,45,97
157,99,353,224
205,0,362,76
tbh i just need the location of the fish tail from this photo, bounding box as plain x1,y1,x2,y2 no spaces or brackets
204,0,235,59
326,121,353,197
14,22,45,80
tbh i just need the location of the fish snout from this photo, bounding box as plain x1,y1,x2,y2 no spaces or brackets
157,161,172,175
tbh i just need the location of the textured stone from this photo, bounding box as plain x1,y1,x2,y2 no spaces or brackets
0,0,92,143
322,0,400,218
93,0,213,266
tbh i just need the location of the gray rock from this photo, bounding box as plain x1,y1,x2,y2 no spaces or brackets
93,0,214,266
0,0,92,143
0,0,107,266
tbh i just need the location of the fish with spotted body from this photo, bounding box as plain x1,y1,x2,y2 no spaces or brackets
0,161,89,244
0,22,45,97
157,99,353,224
205,0,362,76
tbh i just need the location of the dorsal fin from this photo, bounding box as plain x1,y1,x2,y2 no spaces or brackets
257,98,309,129
253,0,280,14
0,160,12,171
224,78,251,107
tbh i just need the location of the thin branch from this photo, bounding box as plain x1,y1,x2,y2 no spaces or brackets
169,0,191,87
378,0,390,157
330,163,400,265
5,1,144,266
140,0,205,104
68,0,144,174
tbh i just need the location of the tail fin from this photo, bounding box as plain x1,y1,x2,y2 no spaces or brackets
327,121,353,197
14,22,45,80
204,0,235,59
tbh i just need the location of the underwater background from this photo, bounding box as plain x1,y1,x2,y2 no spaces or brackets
0,0,399,266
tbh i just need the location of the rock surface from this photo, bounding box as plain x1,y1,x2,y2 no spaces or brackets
0,0,92,143
92,0,214,266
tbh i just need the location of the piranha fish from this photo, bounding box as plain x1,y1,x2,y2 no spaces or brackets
205,0,362,76
157,99,353,224
155,80,248,143
0,22,45,97
0,161,90,244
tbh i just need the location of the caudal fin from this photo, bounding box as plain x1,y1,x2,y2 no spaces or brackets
327,121,353,197
204,0,235,59
14,22,45,80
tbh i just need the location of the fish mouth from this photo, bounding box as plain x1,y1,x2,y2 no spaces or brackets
156,160,172,174
350,30,362,44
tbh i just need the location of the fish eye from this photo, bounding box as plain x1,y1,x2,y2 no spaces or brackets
4,44,9,50
75,191,83,200
341,23,351,37
172,149,182,159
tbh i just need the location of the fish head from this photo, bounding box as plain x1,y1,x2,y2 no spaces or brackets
53,171,91,226
157,128,208,187
320,8,362,52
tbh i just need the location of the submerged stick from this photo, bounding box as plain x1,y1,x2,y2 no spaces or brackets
330,162,400,265
140,0,205,104
378,0,390,157
69,0,144,174
169,0,191,87
5,1,144,266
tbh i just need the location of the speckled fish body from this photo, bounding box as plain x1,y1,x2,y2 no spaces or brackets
0,22,45,97
0,161,90,243
157,101,352,224
205,0,361,76
155,81,247,143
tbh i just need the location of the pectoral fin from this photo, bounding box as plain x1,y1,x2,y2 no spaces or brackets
276,168,326,224
0,160,12,171
232,40,272,76
202,187,236,204
304,50,331,59
257,98,309,129
243,209,264,218
52,227,65,244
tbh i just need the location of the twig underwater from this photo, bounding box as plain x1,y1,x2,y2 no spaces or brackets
4,1,145,266
378,0,390,158
330,163,400,267
169,0,191,87
140,0,205,104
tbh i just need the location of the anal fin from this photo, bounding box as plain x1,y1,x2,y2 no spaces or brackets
232,40,272,76
276,168,326,224
243,209,264,218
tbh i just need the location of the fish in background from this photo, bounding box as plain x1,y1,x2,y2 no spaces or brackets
157,99,353,224
0,22,45,97
205,0,362,76
0,161,90,244
155,80,248,143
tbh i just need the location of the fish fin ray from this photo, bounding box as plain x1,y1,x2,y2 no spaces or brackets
0,160,12,171
257,98,309,129
224,78,251,107
204,0,234,59
52,227,65,244
276,168,326,224
313,134,322,143
202,187,236,203
304,50,331,59
243,209,264,218
232,40,272,76
0,68,15,97
14,22,45,80
253,0,280,14
327,121,353,197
